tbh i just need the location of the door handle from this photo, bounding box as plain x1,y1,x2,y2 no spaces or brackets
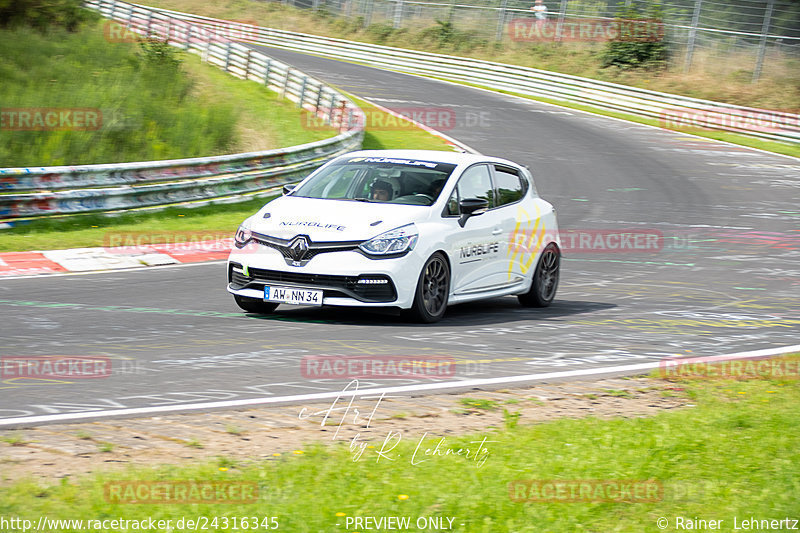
492,228,502,235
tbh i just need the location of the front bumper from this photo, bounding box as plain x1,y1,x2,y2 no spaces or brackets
227,247,423,308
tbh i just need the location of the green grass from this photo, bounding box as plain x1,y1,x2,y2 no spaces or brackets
181,53,337,151
349,95,459,152
0,17,340,168
0,434,27,446
2,358,798,531
459,398,501,410
0,95,453,251
0,21,236,166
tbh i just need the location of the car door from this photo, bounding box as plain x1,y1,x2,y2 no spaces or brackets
444,164,509,295
492,164,550,283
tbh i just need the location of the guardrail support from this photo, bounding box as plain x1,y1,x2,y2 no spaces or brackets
495,0,507,43
298,76,308,108
393,0,404,29
245,49,252,79
684,0,702,74
282,67,292,99
314,83,323,115
264,58,272,87
752,0,775,84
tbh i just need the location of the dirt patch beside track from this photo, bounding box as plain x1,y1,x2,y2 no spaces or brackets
0,375,688,483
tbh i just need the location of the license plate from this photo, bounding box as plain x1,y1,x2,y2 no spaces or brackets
264,286,323,306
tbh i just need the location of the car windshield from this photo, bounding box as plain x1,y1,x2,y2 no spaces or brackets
290,156,457,206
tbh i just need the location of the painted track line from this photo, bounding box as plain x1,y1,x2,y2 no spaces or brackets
1,344,798,428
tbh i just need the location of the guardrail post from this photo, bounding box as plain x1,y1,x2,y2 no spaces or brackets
314,83,323,115
282,67,292,99
339,100,347,132
393,0,404,29
495,0,507,42
244,49,252,79
555,0,567,42
684,0,702,73
298,76,308,108
224,41,232,72
752,0,775,83
145,10,152,36
110,0,117,19
264,58,272,87
363,0,373,27
126,3,134,29
185,25,192,50
327,92,337,125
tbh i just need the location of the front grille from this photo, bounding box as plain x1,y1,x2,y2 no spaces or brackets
228,263,396,303
251,232,360,266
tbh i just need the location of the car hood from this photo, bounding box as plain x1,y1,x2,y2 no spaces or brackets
248,196,431,242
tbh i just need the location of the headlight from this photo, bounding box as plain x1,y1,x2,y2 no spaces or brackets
359,224,419,256
234,221,252,248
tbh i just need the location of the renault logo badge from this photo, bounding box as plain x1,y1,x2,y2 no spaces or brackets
288,236,310,261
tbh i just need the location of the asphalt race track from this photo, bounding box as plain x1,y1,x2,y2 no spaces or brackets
1,47,798,426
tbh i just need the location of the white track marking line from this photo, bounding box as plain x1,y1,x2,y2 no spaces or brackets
1,344,797,427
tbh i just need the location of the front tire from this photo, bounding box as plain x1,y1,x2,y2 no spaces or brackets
233,294,279,314
407,252,450,323
518,242,560,308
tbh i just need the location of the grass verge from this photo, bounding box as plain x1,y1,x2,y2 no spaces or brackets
0,95,454,252
0,21,237,166
0,18,337,167
1,355,798,531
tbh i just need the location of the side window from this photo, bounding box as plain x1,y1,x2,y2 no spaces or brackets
448,164,494,215
493,166,525,207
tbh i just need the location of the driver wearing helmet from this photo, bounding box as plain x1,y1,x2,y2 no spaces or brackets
370,179,394,201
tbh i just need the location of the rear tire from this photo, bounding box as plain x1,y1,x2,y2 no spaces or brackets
407,252,450,323
234,294,279,314
518,243,560,308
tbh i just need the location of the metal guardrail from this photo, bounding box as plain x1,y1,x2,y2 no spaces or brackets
0,0,365,222
152,6,800,146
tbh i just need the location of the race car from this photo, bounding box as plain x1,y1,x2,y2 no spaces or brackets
227,150,560,323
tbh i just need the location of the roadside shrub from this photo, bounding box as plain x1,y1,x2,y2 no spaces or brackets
600,2,667,70
419,19,488,52
138,35,183,71
0,0,96,32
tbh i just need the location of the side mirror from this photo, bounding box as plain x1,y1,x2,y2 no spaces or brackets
458,198,489,227
282,184,296,195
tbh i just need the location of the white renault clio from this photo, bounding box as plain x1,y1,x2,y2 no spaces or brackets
227,150,560,323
